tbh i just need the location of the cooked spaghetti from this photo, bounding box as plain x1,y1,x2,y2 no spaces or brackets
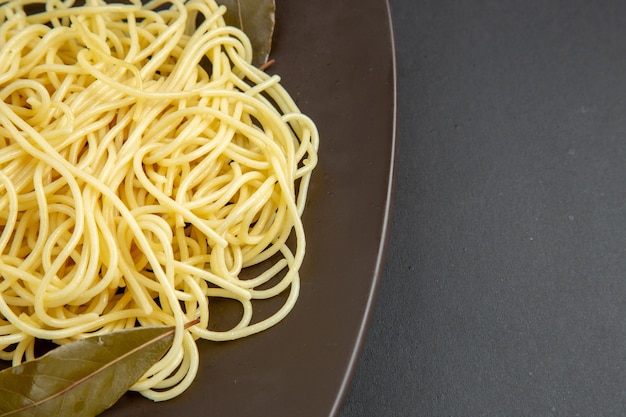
0,0,318,400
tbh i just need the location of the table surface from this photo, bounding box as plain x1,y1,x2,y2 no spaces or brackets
339,0,626,416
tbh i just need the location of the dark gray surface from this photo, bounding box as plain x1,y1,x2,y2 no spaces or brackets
341,0,626,416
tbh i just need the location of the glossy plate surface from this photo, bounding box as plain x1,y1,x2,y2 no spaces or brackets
102,0,395,415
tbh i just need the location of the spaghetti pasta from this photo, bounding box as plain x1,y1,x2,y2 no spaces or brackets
0,0,318,400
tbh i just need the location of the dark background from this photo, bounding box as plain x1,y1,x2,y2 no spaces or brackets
340,0,626,416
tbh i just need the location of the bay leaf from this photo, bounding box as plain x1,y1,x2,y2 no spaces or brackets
216,0,276,67
0,326,176,417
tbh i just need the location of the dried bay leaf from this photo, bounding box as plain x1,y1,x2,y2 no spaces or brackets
0,326,176,417
216,0,276,66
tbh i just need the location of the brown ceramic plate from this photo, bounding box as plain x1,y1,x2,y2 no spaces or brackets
101,0,396,415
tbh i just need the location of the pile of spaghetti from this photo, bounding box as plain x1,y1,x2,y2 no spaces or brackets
0,0,318,400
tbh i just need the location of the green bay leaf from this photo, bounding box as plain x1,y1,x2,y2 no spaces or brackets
0,326,176,417
216,0,276,67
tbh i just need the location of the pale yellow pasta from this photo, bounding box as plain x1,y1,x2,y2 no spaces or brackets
0,0,318,400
